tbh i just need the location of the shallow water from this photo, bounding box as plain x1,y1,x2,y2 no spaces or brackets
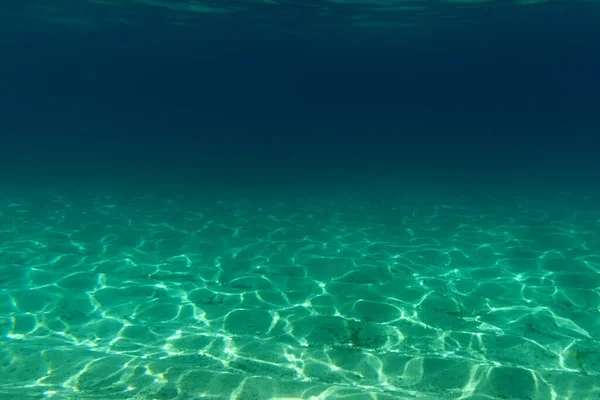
2,1,600,399
1,185,599,399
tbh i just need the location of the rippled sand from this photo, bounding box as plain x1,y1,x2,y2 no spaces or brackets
1,188,598,399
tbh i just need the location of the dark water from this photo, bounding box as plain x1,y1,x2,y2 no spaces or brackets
1,1,599,399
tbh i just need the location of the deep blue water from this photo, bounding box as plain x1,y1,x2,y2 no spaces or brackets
2,0,599,190
1,1,600,399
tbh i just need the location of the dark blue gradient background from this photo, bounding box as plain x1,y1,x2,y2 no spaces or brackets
1,1,599,191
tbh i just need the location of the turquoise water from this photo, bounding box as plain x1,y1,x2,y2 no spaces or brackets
1,185,598,399
2,0,600,399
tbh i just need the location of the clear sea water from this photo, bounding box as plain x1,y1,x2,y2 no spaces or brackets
1,1,600,399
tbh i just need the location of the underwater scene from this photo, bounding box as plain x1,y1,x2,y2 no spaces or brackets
1,1,600,399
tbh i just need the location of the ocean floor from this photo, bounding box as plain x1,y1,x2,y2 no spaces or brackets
0,185,599,399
